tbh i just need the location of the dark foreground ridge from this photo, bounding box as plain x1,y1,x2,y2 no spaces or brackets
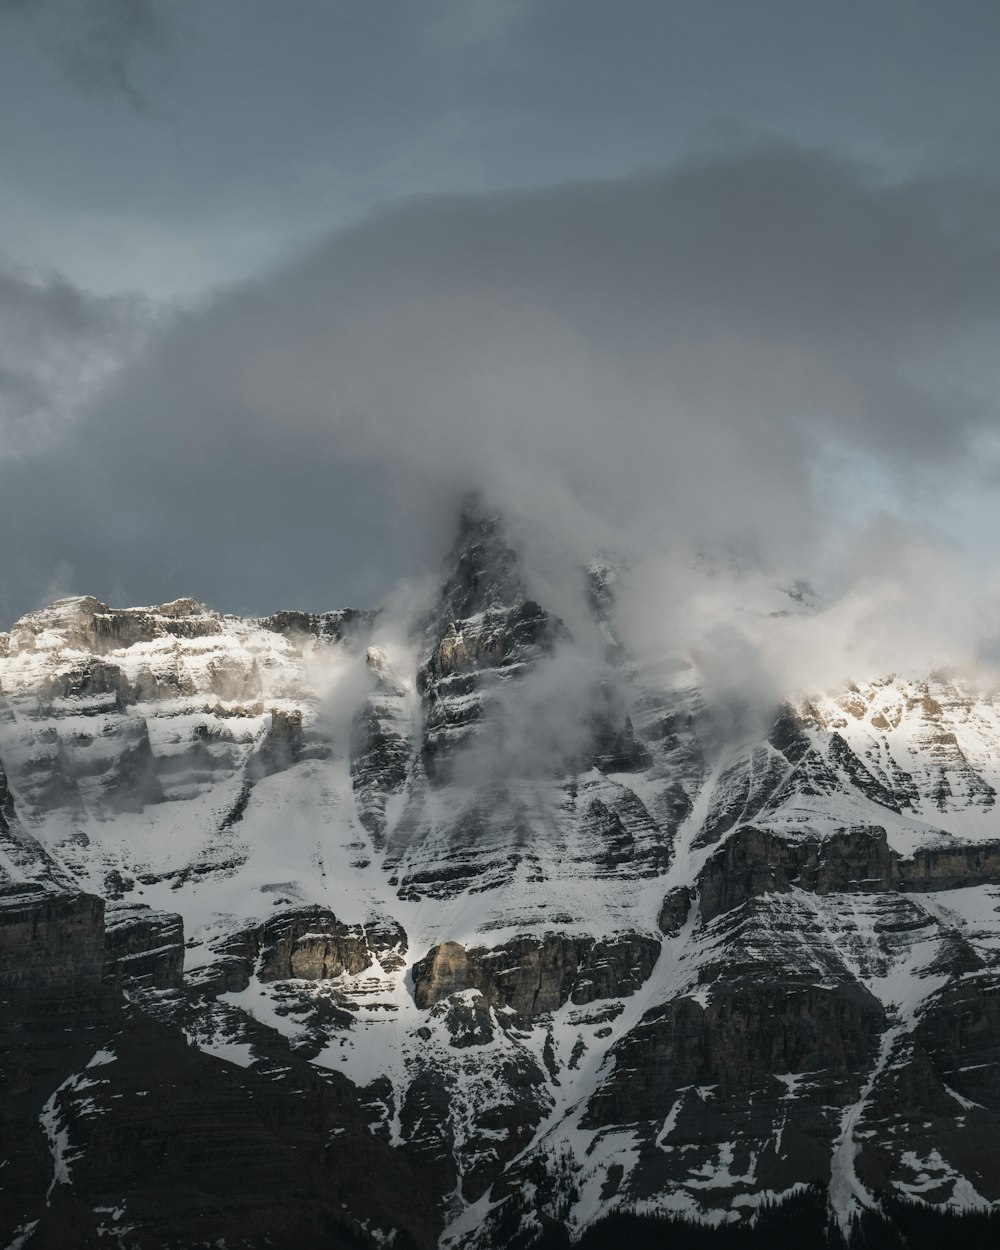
517,1191,1000,1250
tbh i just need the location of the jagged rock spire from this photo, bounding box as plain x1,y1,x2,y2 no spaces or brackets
435,494,526,623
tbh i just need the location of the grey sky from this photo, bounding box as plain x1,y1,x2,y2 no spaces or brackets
0,1,998,645
4,1,1000,296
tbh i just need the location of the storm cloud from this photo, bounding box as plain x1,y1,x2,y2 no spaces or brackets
2,140,999,691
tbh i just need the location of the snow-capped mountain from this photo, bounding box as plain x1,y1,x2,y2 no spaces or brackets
2,503,1000,1249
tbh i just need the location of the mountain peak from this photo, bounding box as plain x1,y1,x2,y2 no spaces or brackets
437,496,526,622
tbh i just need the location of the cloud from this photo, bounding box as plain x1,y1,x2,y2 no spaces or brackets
0,263,152,458
0,140,998,683
618,520,1000,737
425,0,526,49
0,0,174,109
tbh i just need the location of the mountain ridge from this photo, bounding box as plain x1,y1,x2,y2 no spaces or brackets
2,507,1000,1248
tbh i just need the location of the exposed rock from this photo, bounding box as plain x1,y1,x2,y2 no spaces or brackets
259,607,376,642
658,885,693,935
767,704,812,763
915,975,1000,1117
706,740,822,850
853,975,1000,1205
413,940,471,1007
898,840,1000,891
432,502,527,625
438,991,496,1048
697,826,897,921
416,505,565,785
350,647,412,848
40,659,131,704
0,756,16,830
419,599,562,784
249,707,306,778
828,731,901,811
258,909,405,982
589,680,652,774
102,902,184,989
0,884,105,992
6,596,225,661
412,931,660,1020
195,907,407,996
696,825,1000,923
583,977,886,1128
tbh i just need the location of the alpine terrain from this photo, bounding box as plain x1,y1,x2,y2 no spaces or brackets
2,502,1000,1249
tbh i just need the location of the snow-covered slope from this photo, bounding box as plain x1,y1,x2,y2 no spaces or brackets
2,506,1000,1249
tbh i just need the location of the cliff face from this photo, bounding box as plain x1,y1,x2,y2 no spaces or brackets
3,507,1000,1248
412,932,661,1018
101,901,185,989
0,885,105,991
695,825,1000,922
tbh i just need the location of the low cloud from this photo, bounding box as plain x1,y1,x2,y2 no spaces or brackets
1,140,998,704
619,523,1000,736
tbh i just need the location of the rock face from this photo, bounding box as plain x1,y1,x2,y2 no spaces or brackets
259,606,376,642
102,902,184,989
416,508,564,785
258,908,406,981
413,932,660,1018
581,978,887,1179
0,884,105,991
695,825,1000,922
4,505,1000,1249
350,647,413,848
192,906,407,996
657,884,692,934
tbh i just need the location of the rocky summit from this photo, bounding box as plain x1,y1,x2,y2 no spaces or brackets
2,504,1000,1249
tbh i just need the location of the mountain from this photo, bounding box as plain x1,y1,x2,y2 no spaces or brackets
2,503,1000,1249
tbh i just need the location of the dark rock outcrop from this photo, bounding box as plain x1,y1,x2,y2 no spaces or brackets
583,977,886,1128
416,505,565,784
852,973,1000,1205
898,840,1000,891
412,931,660,1020
658,885,693,935
0,884,105,992
259,607,376,642
696,825,1000,923
258,910,406,982
102,902,184,989
697,826,897,922
194,907,407,996
0,873,440,1249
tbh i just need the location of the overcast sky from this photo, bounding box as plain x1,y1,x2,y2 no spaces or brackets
1,0,999,653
